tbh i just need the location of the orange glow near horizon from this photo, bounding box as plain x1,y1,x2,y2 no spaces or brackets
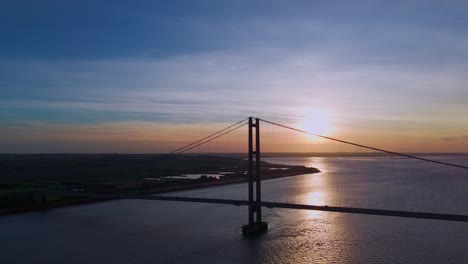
2,119,468,153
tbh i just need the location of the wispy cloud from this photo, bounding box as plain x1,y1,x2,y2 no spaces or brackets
441,135,468,141
2,46,468,126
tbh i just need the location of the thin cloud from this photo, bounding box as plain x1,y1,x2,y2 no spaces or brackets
441,135,468,141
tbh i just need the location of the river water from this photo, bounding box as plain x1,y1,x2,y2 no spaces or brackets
1,156,468,263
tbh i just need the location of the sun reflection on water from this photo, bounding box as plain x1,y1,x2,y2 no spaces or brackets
299,157,332,218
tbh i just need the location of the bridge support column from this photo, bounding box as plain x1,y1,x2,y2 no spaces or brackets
242,117,268,236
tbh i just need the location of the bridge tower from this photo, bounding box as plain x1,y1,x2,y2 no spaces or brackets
242,117,268,236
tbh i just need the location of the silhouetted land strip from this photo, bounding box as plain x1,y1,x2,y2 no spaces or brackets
0,154,319,215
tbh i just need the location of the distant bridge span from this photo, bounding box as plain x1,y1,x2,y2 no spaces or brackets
39,191,468,223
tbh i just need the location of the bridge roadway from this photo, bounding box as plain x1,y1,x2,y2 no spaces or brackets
37,191,468,222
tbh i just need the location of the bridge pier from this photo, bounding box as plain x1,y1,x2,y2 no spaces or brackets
242,219,268,236
242,117,268,236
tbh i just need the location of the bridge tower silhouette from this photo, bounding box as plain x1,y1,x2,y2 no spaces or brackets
242,117,268,235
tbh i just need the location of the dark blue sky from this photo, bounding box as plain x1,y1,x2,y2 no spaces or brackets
3,1,468,60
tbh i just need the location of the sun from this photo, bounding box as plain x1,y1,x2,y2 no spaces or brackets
298,108,332,138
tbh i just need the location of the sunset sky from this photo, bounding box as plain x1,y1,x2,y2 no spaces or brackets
1,1,468,153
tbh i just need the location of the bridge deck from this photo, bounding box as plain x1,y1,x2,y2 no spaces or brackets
37,192,468,222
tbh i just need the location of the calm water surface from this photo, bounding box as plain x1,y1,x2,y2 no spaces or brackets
1,156,468,263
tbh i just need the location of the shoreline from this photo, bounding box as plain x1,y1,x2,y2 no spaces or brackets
0,168,320,217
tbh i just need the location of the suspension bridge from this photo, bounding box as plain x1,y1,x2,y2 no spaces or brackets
36,117,468,236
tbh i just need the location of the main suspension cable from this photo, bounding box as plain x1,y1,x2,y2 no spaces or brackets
164,117,248,157
165,119,248,157
259,118,468,171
